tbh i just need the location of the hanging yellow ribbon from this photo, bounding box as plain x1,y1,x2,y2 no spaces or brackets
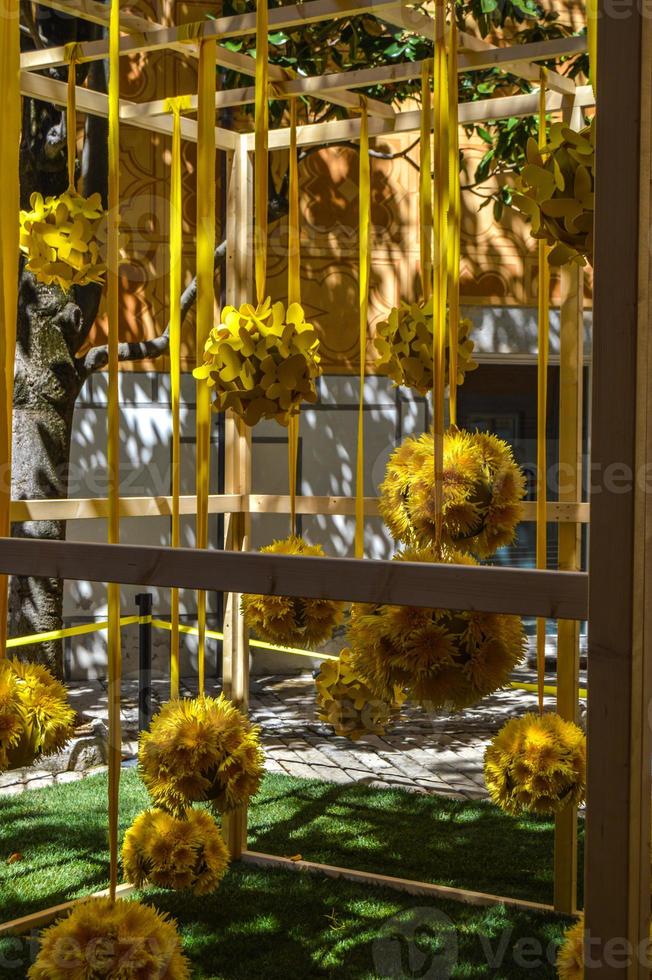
163,96,191,699
288,97,301,535
419,60,432,303
536,69,550,714
587,0,597,95
0,0,20,660
107,0,122,904
64,43,83,190
254,0,269,305
355,99,370,561
196,40,217,698
447,11,461,427
432,0,449,548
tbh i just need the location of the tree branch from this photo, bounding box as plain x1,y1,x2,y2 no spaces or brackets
80,239,227,377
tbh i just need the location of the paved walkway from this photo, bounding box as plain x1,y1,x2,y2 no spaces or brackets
0,670,586,801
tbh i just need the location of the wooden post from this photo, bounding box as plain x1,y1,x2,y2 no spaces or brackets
222,134,253,859
553,99,584,917
585,9,652,974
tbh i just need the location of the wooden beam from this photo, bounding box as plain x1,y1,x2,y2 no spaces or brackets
0,538,588,620
0,883,136,936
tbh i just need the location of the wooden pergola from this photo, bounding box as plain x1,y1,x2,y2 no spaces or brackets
1,2,649,976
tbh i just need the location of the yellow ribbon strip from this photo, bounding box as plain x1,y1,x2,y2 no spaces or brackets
587,0,597,95
536,70,550,714
287,98,301,535
6,616,139,648
355,98,370,560
64,43,83,190
254,0,269,304
419,60,432,303
447,12,461,427
432,0,449,547
0,0,19,660
196,39,217,698
107,0,122,905
151,618,339,661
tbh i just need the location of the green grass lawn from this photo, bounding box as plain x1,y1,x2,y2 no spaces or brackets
0,770,580,978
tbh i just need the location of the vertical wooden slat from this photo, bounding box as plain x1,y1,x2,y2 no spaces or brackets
585,8,652,973
222,134,253,859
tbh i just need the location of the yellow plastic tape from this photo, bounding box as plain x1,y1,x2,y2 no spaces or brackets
64,43,83,189
254,0,269,304
288,99,301,535
355,99,370,560
151,618,338,660
6,616,140,649
196,39,217,697
536,70,551,714
432,0,449,546
107,0,122,905
419,60,432,302
0,0,19,659
447,13,461,427
587,0,597,95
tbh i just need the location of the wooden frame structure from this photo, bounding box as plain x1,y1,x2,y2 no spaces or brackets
4,0,651,973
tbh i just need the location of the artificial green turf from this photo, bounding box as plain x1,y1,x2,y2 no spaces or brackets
0,770,578,978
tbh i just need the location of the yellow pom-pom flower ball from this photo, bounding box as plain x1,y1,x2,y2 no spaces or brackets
19,189,106,291
484,712,586,816
0,659,76,771
193,297,322,427
315,647,406,741
122,806,229,895
375,299,477,395
139,695,265,815
347,547,526,710
28,897,190,980
241,535,345,649
512,119,595,267
379,427,526,559
556,916,585,980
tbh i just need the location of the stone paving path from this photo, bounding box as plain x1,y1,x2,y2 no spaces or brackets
0,669,586,801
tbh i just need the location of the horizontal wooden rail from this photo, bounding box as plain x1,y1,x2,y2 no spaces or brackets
0,883,136,937
0,538,588,619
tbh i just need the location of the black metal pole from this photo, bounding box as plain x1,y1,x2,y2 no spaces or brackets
135,592,153,733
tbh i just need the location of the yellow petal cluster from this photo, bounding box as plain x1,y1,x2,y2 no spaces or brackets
28,897,190,980
241,535,345,648
0,659,76,771
122,806,229,895
315,647,406,740
512,119,595,267
19,190,106,290
193,298,322,427
556,916,585,980
379,428,526,559
484,712,586,816
375,299,477,395
347,547,526,710
138,695,265,816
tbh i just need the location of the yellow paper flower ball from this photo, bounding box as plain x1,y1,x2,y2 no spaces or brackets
0,659,76,771
557,916,585,980
347,547,526,710
512,119,595,267
122,806,229,895
379,427,526,559
241,535,345,649
19,189,106,291
375,298,477,395
484,712,586,816
28,896,190,980
193,297,322,427
139,695,265,815
315,647,406,741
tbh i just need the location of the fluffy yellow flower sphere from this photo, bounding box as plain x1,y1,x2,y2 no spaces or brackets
512,119,595,267
139,695,265,815
347,547,526,710
379,427,526,559
484,712,586,816
0,659,76,771
122,806,229,895
375,299,477,395
556,916,585,980
193,297,322,427
315,647,406,741
28,897,190,980
241,536,345,648
19,189,106,290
